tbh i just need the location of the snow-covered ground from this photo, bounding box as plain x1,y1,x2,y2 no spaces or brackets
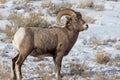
0,0,120,80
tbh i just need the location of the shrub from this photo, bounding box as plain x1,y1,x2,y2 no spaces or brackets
111,54,120,67
89,37,103,45
93,72,107,80
0,0,7,3
95,50,111,64
79,0,93,9
47,3,60,16
5,25,14,40
60,1,72,9
7,13,51,39
8,13,51,31
114,42,120,50
0,64,11,80
42,74,52,80
41,0,52,9
47,1,72,16
0,15,3,20
68,61,90,78
82,13,96,24
93,2,104,11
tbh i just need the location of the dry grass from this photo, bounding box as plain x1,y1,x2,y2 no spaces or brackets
93,2,104,11
41,0,72,9
0,64,11,80
93,72,107,80
95,50,111,64
5,25,14,40
89,37,102,45
8,13,50,30
79,0,93,9
60,1,72,9
13,0,34,12
62,75,69,80
47,1,72,16
114,42,120,50
81,12,96,24
0,23,14,42
79,0,104,11
0,4,5,8
68,61,90,79
113,73,120,79
46,3,60,16
106,38,117,43
111,54,120,67
106,0,117,1
14,5,23,10
0,15,3,20
39,62,47,68
34,62,54,80
41,0,52,9
6,13,50,39
42,74,52,80
0,0,7,3
89,37,117,46
38,62,53,74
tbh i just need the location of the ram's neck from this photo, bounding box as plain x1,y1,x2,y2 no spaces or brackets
65,27,79,44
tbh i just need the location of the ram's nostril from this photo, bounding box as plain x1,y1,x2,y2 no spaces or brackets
84,24,88,30
86,24,88,27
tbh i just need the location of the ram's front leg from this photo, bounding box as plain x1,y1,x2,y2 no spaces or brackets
54,52,63,80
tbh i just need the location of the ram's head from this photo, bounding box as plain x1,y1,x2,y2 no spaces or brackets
57,9,88,32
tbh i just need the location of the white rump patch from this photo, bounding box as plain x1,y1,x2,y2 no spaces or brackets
12,27,26,51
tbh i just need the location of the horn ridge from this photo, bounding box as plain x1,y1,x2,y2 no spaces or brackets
56,9,76,23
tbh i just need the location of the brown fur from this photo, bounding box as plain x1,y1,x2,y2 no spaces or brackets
11,9,88,80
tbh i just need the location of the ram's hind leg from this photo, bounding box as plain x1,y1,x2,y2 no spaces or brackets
11,51,19,80
15,49,33,80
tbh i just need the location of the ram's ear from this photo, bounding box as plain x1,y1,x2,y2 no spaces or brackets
65,17,73,30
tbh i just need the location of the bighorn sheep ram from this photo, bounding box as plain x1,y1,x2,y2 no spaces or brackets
11,9,88,80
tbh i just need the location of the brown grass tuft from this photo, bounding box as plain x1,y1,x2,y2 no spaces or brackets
114,42,120,50
95,50,111,64
79,0,93,9
0,15,3,20
89,37,102,45
8,13,50,31
60,1,72,9
111,54,120,67
93,72,107,80
93,2,104,11
47,1,72,16
42,74,52,80
81,12,96,24
5,25,14,40
0,64,11,80
62,75,69,80
0,0,7,3
68,61,90,79
41,0,52,9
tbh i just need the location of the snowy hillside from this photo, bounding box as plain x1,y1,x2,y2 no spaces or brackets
0,0,120,80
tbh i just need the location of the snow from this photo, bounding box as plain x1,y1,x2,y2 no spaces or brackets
0,20,11,31
0,0,120,80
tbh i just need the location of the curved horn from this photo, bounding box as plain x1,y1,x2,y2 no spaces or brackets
56,9,77,23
